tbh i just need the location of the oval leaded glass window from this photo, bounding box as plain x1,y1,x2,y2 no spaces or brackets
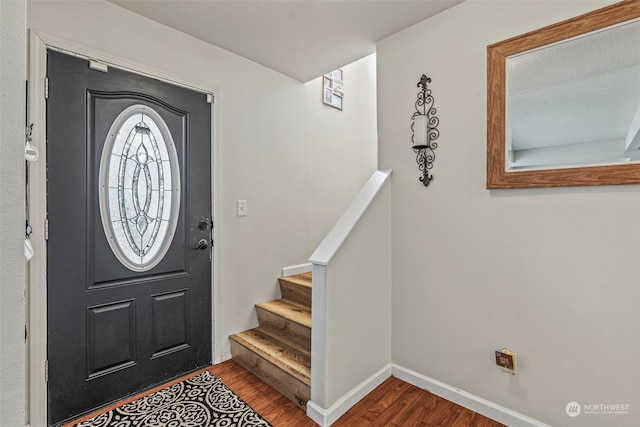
99,104,180,272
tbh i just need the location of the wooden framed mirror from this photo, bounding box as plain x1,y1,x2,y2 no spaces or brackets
487,1,640,189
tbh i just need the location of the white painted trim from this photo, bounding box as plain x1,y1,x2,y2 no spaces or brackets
26,30,222,424
309,170,392,266
282,263,312,277
27,31,49,427
218,349,233,363
310,264,327,409
308,361,548,427
307,364,392,427
392,364,551,427
305,401,328,427
32,31,214,96
211,86,223,365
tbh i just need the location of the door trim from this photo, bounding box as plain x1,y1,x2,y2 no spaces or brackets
27,30,221,427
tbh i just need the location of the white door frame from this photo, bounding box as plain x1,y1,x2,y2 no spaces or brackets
27,30,221,427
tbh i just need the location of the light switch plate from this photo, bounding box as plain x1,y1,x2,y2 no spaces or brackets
237,200,247,216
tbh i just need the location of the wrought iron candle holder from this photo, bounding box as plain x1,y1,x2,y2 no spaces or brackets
411,75,440,187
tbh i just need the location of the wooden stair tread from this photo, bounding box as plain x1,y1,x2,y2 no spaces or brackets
229,270,313,409
279,273,312,288
230,328,310,385
256,299,311,328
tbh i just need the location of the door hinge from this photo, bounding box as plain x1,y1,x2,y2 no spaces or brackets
44,218,49,241
206,93,214,104
44,360,49,382
44,77,49,99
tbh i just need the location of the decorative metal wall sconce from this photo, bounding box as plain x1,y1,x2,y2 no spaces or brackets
411,75,440,187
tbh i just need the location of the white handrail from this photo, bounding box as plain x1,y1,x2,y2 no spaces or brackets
309,169,392,266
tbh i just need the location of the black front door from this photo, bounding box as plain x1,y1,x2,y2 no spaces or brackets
46,50,212,426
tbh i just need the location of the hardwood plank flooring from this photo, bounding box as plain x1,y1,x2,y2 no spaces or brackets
66,360,506,427
210,359,316,426
212,360,506,427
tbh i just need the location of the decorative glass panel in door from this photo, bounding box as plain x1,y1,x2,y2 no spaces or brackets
99,105,181,271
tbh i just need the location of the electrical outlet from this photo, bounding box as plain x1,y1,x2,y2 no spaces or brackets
495,349,516,374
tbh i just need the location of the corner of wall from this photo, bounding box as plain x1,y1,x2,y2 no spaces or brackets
0,1,27,426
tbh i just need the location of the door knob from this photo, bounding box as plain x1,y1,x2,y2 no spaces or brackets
194,239,209,250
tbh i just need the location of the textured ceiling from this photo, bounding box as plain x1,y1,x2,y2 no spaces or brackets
108,0,464,82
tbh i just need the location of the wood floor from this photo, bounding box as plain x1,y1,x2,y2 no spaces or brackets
66,359,505,426
211,359,506,427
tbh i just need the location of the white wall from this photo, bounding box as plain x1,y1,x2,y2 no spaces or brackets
305,54,378,236
378,1,639,426
0,1,26,426
27,0,376,366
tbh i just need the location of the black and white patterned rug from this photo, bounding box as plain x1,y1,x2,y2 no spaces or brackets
76,371,272,426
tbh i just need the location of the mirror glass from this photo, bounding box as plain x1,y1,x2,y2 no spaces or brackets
507,18,640,171
487,1,640,188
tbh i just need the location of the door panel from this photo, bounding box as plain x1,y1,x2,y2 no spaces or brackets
150,289,190,357
46,50,212,426
86,300,137,378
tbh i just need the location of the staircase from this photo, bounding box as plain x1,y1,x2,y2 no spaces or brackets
229,272,312,409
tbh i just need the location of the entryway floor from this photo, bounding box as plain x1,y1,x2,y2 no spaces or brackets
65,359,505,426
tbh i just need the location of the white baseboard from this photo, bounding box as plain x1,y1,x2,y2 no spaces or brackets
392,364,550,427
282,263,312,277
213,344,232,365
306,364,392,427
306,401,327,427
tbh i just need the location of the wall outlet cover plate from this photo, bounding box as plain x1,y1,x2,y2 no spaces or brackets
495,349,516,374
